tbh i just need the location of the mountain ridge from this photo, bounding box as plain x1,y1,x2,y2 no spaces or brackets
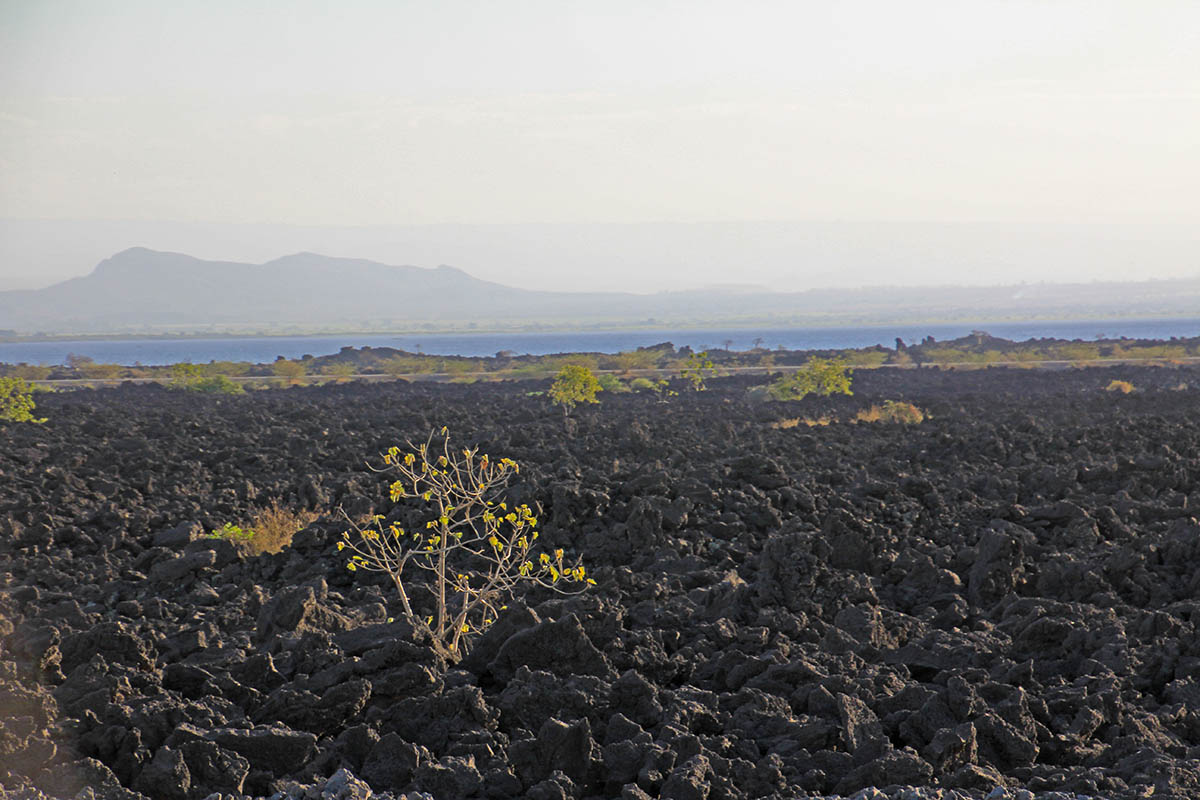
1,247,1198,334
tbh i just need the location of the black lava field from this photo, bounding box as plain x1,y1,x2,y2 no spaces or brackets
2,366,1199,800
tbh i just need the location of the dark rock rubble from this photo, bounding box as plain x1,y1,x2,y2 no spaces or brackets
1,365,1199,799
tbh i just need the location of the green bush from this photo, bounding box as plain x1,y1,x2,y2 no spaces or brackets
549,364,602,415
209,522,255,545
169,364,245,394
767,357,853,401
679,351,716,391
0,377,46,423
629,377,656,392
194,375,245,394
596,373,630,393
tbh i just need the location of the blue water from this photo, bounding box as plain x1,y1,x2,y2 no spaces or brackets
2,318,1198,366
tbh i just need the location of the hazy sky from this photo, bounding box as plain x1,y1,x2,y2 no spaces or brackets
2,1,1199,291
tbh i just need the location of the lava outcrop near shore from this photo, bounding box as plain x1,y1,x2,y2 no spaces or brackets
2,365,1199,799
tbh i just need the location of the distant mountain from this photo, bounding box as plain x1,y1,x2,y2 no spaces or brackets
0,248,628,331
0,247,1198,334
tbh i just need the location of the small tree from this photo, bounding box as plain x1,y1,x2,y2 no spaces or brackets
548,365,602,416
272,358,307,385
64,353,94,372
339,429,591,660
0,377,46,423
612,349,658,375
767,356,853,401
679,350,717,391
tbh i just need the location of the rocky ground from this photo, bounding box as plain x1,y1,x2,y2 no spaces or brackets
1,364,1199,800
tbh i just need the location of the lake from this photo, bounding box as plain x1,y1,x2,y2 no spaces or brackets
2,318,1198,366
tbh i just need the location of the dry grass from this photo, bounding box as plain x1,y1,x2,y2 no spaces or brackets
853,406,884,423
1106,380,1135,394
770,401,924,429
854,400,924,425
770,416,832,428
242,500,320,555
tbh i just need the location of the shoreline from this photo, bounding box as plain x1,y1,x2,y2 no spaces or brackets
6,331,1199,386
3,312,1198,344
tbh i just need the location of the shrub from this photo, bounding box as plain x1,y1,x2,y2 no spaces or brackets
211,502,319,555
597,373,630,393
338,429,591,660
247,501,318,554
855,400,924,424
169,363,203,389
207,360,252,377
323,361,357,382
767,357,854,401
882,400,924,424
1106,379,1135,394
629,377,657,392
442,359,480,383
612,349,659,374
1047,342,1101,362
209,522,255,546
169,363,245,394
272,359,307,385
0,377,46,423
11,364,52,381
504,363,556,380
542,355,600,373
842,349,888,367
193,375,244,394
549,364,602,415
382,355,435,376
679,351,716,391
629,376,674,401
81,362,123,380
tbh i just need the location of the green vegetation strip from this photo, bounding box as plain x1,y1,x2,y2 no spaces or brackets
4,332,1199,390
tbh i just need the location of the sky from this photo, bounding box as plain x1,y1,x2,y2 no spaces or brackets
1,1,1199,292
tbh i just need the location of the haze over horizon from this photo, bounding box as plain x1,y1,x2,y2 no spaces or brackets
3,2,1199,295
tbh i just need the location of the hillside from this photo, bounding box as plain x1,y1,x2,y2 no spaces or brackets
0,248,610,332
1,247,1198,334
